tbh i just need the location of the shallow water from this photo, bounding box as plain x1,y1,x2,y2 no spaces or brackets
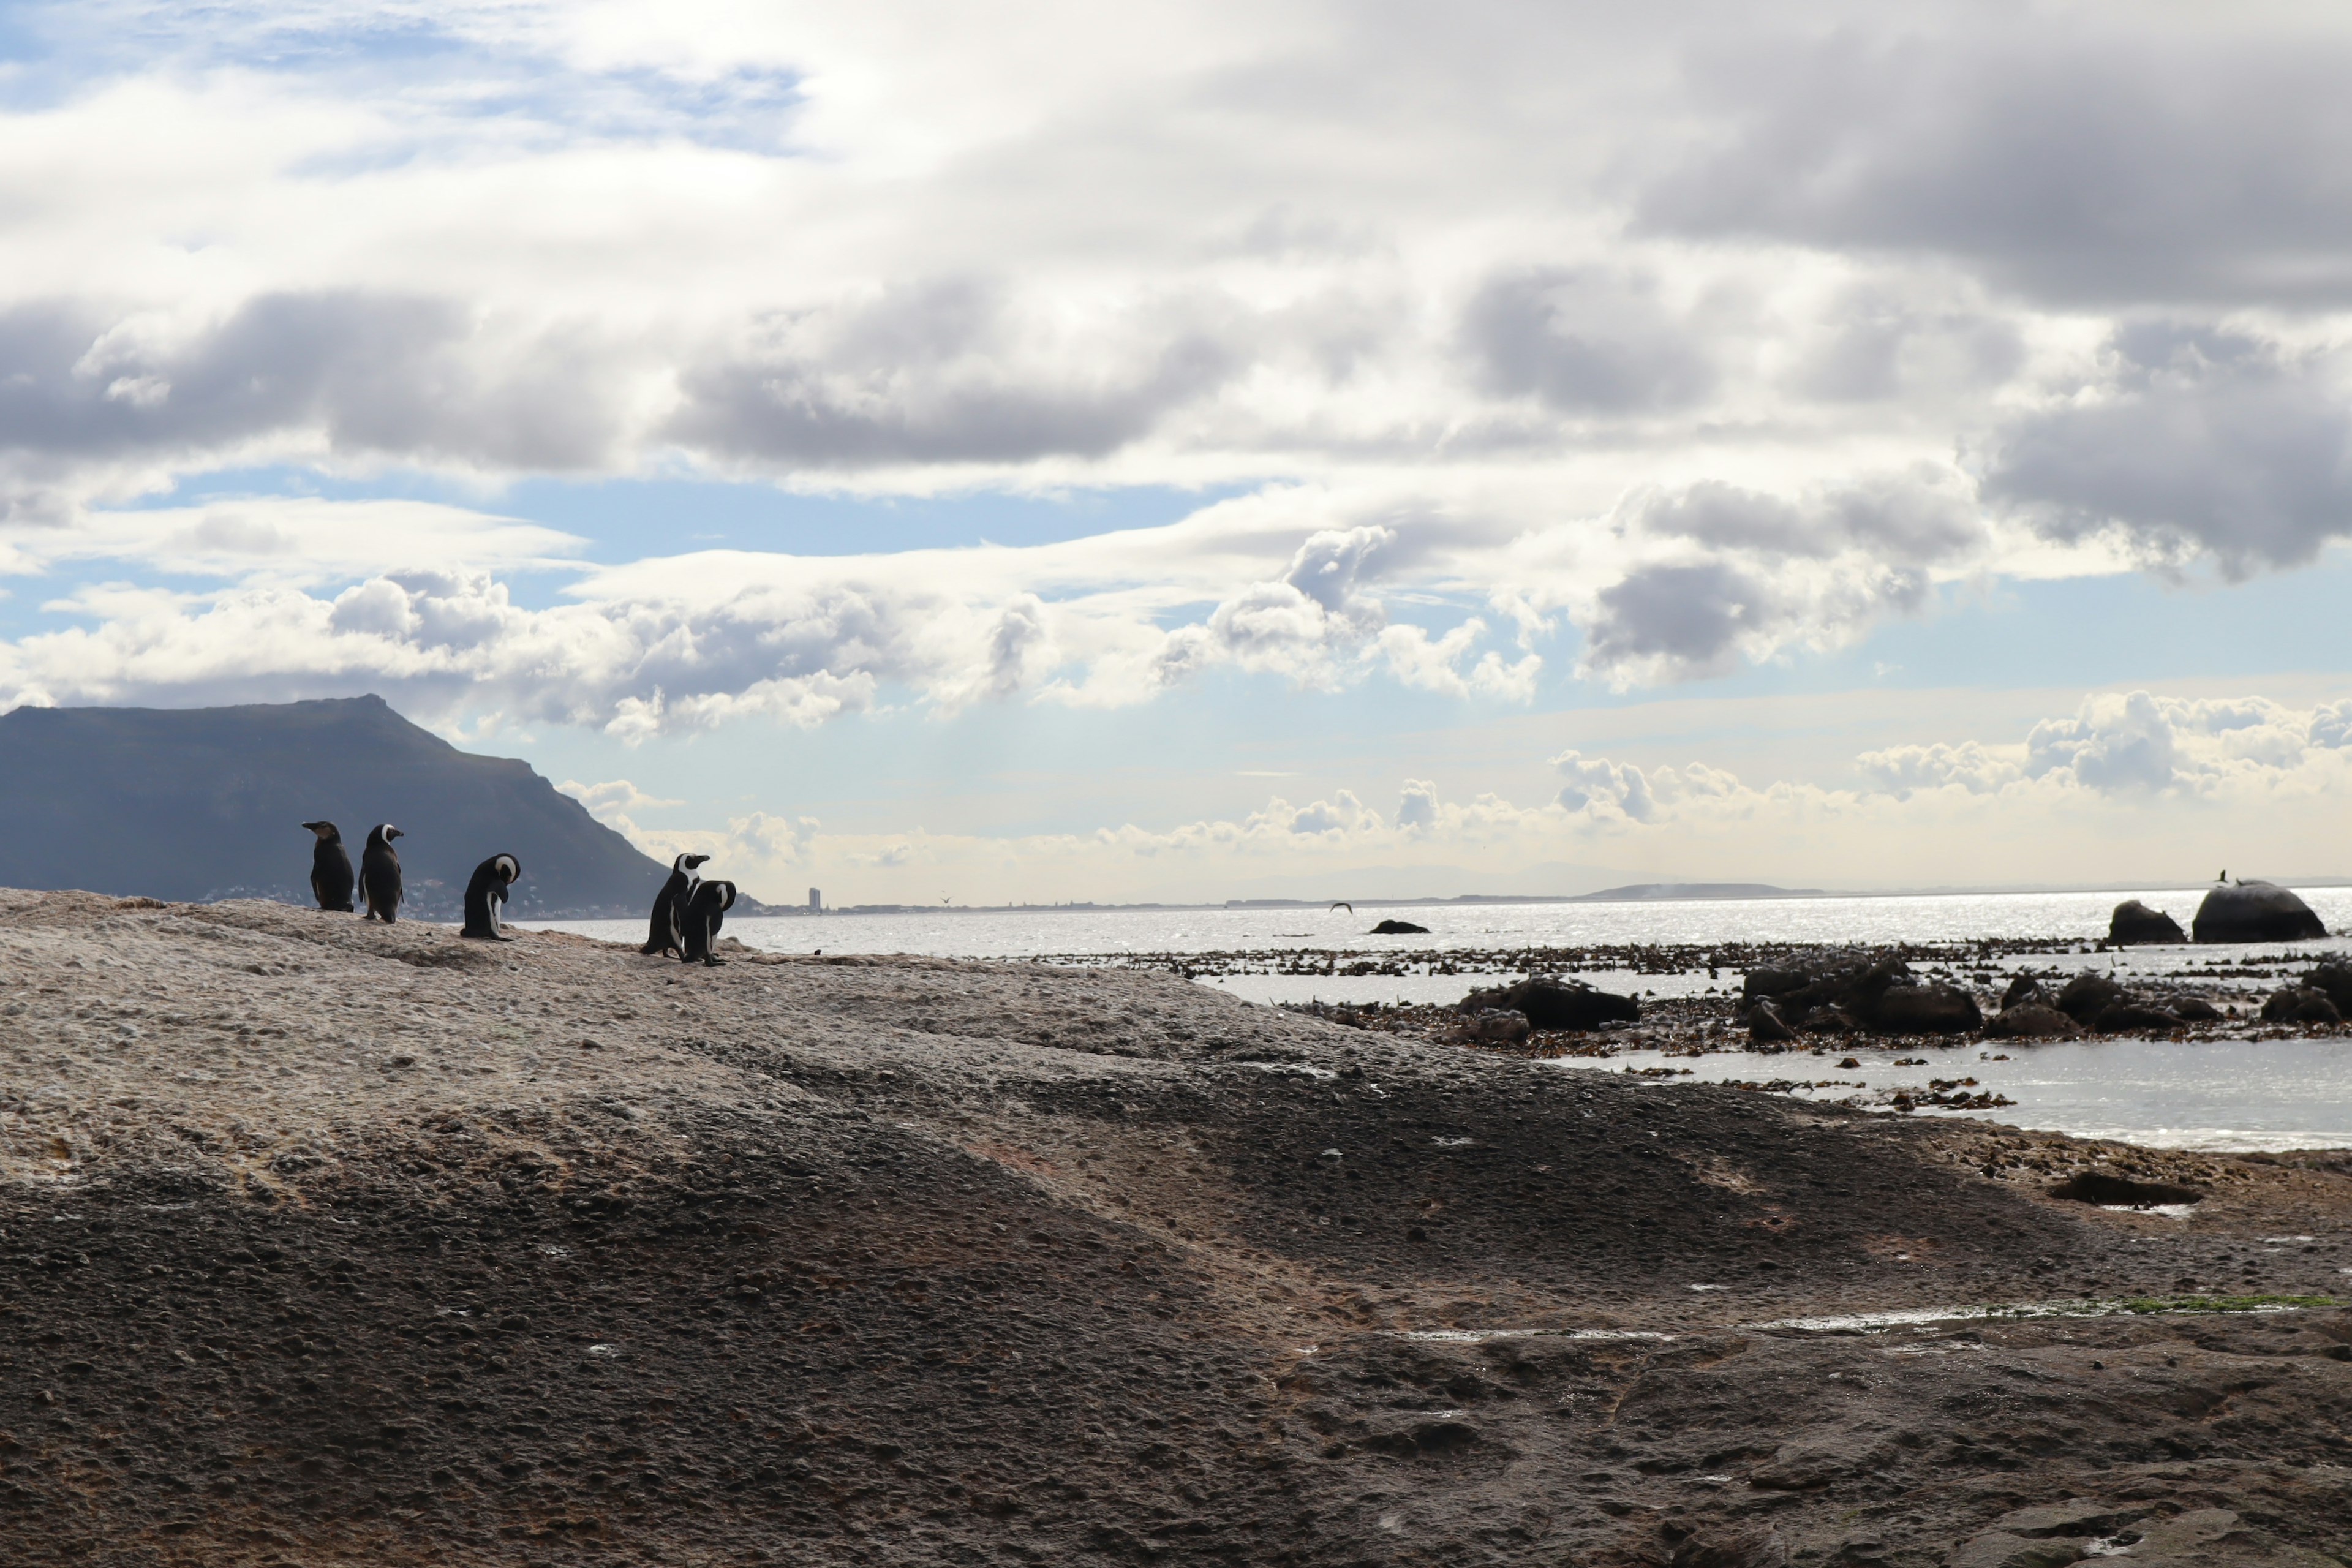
1572,1037,2352,1152
524,887,2352,1152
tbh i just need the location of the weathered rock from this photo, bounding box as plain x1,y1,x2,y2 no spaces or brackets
1796,1004,1860,1035
2000,972,2048,1009
1979,1497,2152,1540
1947,1536,2090,1568
1860,981,1982,1035
2054,973,2126,1025
1370,918,1430,935
1987,1003,2082,1039
2192,880,2329,943
1446,1008,1531,1046
2169,996,2223,1023
2048,1170,2204,1208
1748,1001,1796,1046
2093,1000,2184,1033
2106,899,2187,946
1740,966,1814,1003
1458,976,1638,1030
2261,987,2343,1025
2299,960,2352,1013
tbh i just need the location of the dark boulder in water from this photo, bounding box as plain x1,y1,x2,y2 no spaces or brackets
2000,973,2048,1009
1858,982,1981,1035
2299,960,2352,1014
2192,881,2328,943
2054,973,2125,1026
1740,951,1979,1035
1370,918,1430,935
2093,1000,2184,1034
2261,987,2343,1025
1458,976,1639,1031
1747,1001,1796,1046
2169,996,2223,1023
1988,1003,2081,1039
2106,900,2186,946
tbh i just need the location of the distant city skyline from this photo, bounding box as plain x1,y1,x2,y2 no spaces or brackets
0,1,2346,904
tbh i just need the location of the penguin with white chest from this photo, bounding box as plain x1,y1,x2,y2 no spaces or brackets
677,879,737,967
642,853,710,956
460,853,522,940
301,821,356,912
360,824,404,923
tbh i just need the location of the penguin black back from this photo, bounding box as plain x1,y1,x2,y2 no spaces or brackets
643,853,710,956
680,878,737,967
302,821,355,912
460,852,522,940
360,823,405,923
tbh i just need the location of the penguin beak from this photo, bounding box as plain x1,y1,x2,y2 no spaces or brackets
389,828,404,840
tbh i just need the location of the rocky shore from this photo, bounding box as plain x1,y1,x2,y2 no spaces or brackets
2,889,2349,1566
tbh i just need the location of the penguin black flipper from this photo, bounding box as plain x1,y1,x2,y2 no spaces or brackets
360,823,405,924
461,853,522,940
680,879,737,967
302,821,356,912
641,853,710,956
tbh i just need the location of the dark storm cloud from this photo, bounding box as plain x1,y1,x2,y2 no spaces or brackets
1637,476,1983,565
0,293,624,472
1641,27,2352,305
666,279,1242,467
1459,266,1715,413
1981,324,2352,573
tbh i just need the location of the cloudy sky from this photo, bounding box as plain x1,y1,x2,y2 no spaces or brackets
2,0,2349,904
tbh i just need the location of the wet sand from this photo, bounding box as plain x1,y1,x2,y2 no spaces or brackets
2,890,2348,1565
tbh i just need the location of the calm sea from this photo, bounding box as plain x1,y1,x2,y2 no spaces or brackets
525,887,2352,1152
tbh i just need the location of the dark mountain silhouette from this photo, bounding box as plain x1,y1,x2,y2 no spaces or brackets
0,695,689,919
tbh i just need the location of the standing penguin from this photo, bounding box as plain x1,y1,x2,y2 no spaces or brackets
678,879,737,967
460,853,522,940
360,824,405,923
642,853,710,956
301,821,356,912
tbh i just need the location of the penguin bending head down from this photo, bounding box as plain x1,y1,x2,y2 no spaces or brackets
360,824,405,924
460,853,522,940
642,853,710,956
678,878,737,967
301,821,355,913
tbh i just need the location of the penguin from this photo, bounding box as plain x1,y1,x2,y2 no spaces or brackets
360,824,404,923
301,821,355,912
460,853,522,940
643,853,711,956
678,878,737,967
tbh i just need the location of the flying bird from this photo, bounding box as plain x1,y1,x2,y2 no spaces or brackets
1330,901,1354,914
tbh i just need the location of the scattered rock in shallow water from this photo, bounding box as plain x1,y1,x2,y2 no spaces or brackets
1457,975,1638,1030
2299,960,2352,1014
2054,973,2125,1026
2000,972,2048,1009
2092,1000,2184,1034
1749,1002,1796,1046
1988,1003,2082,1039
1860,981,1981,1035
2192,880,2328,943
2169,996,2222,1023
1370,918,1430,935
2261,986,2343,1025
2048,1170,2205,1208
2106,899,2186,946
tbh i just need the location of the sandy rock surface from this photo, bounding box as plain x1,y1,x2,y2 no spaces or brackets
2,889,2349,1566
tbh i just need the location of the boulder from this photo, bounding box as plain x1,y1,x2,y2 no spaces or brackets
1987,1004,2081,1039
2092,1000,2183,1034
2053,973,2125,1025
1860,982,1982,1035
1457,976,1639,1031
2000,973,2048,1009
2261,987,2343,1025
2299,960,2352,1013
2105,899,2186,946
1370,918,1430,935
1741,967,1814,1003
2192,880,2328,943
2169,996,2223,1023
1445,1009,1531,1046
1748,1002,1796,1046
